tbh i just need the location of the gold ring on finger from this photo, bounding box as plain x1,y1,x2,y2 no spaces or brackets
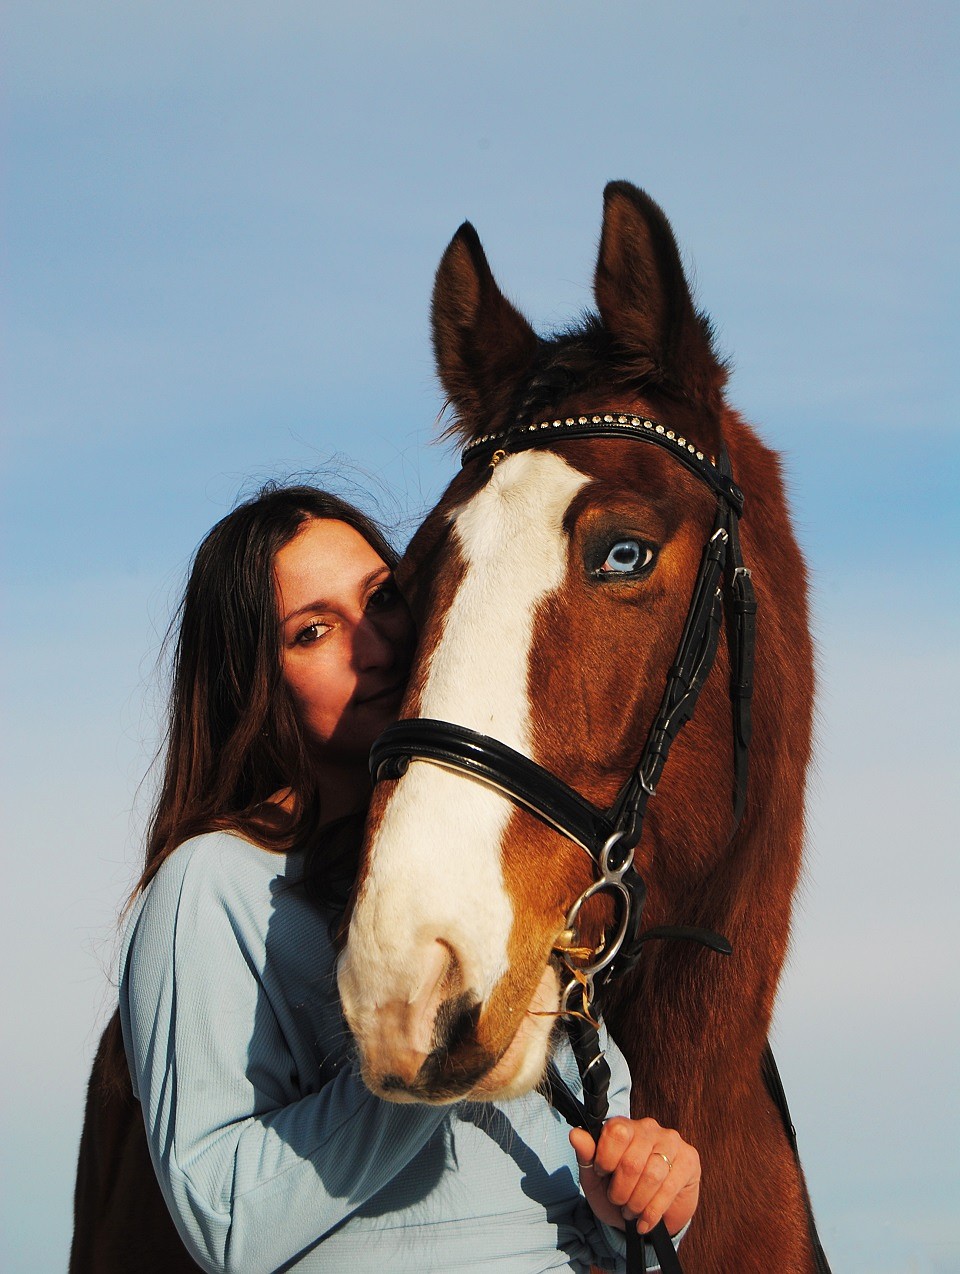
654,1152,673,1171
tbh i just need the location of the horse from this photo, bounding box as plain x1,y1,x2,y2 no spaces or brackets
70,1011,202,1272
337,181,821,1272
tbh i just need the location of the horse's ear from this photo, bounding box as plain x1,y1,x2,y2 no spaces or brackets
432,222,539,434
594,182,724,404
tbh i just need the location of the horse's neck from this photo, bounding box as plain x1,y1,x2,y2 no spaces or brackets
607,800,805,1122
608,796,819,1273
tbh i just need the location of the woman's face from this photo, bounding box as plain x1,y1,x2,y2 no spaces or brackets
275,518,414,761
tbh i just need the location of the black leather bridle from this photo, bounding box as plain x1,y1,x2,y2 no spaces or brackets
367,411,758,1272
367,411,830,1274
371,412,755,994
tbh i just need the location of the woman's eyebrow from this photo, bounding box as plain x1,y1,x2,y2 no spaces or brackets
281,566,390,625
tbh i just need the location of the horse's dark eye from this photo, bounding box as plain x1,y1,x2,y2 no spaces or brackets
597,539,654,577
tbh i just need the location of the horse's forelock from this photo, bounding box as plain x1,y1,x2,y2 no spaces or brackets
441,317,726,452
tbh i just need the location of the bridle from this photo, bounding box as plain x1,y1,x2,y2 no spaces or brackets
371,412,756,999
368,411,758,1273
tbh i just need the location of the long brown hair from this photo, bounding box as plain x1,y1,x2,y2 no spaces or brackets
136,483,398,903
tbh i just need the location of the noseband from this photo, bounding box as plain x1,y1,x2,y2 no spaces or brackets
370,412,755,1002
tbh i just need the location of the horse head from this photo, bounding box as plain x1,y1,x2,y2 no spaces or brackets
338,182,811,1114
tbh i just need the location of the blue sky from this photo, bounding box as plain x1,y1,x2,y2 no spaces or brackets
3,3,958,1270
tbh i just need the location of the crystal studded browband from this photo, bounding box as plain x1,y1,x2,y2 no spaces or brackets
460,413,744,513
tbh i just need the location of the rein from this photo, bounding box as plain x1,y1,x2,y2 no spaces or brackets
368,413,826,1272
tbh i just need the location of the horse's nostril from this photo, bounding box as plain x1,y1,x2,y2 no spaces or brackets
432,991,481,1054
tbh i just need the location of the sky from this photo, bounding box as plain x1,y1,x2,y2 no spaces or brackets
3,2,958,1270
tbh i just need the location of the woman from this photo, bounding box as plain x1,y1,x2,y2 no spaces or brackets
75,484,700,1273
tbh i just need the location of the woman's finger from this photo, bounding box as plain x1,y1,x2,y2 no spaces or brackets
624,1144,701,1236
604,1125,682,1209
568,1126,597,1169
569,1128,627,1229
592,1116,655,1180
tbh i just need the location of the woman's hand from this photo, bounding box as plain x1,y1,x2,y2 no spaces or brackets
569,1117,700,1237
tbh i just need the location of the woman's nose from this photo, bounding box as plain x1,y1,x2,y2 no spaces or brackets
354,614,403,670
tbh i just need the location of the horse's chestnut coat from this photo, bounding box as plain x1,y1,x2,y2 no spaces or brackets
342,183,819,1273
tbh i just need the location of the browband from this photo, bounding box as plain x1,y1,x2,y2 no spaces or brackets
461,412,744,515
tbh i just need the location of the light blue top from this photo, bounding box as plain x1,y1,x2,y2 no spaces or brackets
118,831,652,1273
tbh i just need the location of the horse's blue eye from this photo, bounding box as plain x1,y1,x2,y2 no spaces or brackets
599,540,653,575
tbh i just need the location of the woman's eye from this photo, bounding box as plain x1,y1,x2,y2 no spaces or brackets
368,579,400,610
596,540,655,577
295,620,332,645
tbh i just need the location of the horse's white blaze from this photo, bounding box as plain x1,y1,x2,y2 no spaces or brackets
339,452,589,1066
